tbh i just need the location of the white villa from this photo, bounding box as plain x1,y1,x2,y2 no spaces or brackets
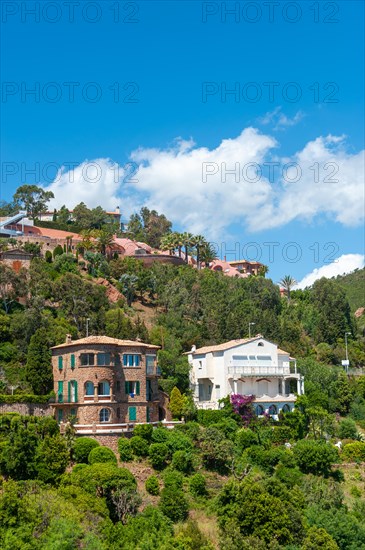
188,335,304,417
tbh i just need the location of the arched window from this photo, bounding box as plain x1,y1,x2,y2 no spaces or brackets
99,408,110,422
268,404,277,415
85,381,94,396
258,342,264,347
282,404,291,413
98,381,111,396
255,404,264,415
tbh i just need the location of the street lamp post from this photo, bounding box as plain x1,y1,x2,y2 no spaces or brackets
344,332,351,372
249,322,255,338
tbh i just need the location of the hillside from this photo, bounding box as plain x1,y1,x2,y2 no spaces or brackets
334,268,365,312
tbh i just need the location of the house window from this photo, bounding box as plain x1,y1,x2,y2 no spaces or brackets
257,355,272,361
97,353,111,366
128,406,137,421
57,409,63,422
99,408,110,422
268,404,277,415
255,404,264,415
98,381,111,396
146,355,155,368
58,356,63,370
282,404,291,413
249,355,256,360
70,408,76,417
146,406,150,422
85,381,94,396
125,381,140,396
70,354,75,369
258,342,264,347
123,354,140,367
198,361,202,369
80,353,94,366
68,380,78,403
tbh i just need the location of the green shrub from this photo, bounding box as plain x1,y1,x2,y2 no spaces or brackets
118,438,133,462
189,473,207,496
159,486,189,522
235,428,258,451
171,450,193,473
145,475,160,495
133,424,153,441
162,469,184,489
338,418,358,440
151,427,169,443
149,443,170,470
210,418,239,439
197,409,229,426
88,446,117,465
175,421,201,441
73,438,100,464
342,442,365,462
293,440,339,476
165,430,194,454
130,436,149,457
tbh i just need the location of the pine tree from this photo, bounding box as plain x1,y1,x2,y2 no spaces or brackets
168,387,185,419
25,328,53,395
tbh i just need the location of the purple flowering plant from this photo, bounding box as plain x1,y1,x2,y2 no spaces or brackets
230,394,256,425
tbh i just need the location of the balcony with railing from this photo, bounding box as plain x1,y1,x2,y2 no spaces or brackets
228,364,298,377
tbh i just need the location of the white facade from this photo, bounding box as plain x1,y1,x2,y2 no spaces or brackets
188,336,304,417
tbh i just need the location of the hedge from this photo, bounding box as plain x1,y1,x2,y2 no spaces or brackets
0,394,53,404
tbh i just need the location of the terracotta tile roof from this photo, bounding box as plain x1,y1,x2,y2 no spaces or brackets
190,337,262,355
113,238,152,255
22,225,82,240
277,348,290,355
51,335,159,350
209,259,249,278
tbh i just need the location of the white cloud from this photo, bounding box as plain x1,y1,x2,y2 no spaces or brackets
295,254,365,289
42,128,365,238
258,106,305,130
46,158,125,211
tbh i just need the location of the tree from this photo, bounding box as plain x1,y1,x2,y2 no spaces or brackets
279,275,297,303
25,328,53,395
13,184,54,219
88,446,117,465
119,273,139,307
0,264,25,313
159,486,189,522
149,443,170,470
301,526,339,549
168,387,185,419
35,434,69,483
293,440,339,476
73,437,100,463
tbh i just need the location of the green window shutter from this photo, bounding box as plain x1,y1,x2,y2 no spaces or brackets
74,381,78,402
68,381,71,403
58,356,63,370
70,354,75,369
125,381,129,394
135,355,140,367
57,409,63,422
129,406,137,421
58,381,64,403
136,381,140,395
146,407,150,422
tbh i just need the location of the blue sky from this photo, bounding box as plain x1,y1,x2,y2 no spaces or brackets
1,0,364,284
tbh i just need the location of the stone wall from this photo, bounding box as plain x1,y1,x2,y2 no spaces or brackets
0,402,52,416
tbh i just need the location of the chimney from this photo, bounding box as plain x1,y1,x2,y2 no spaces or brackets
191,345,196,353
115,206,120,214
66,334,72,344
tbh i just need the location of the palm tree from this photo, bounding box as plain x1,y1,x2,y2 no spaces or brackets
199,241,217,267
279,275,297,303
160,234,176,256
181,232,194,263
191,235,207,269
79,229,97,254
95,228,115,257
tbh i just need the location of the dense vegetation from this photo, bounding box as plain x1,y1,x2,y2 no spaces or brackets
0,190,364,547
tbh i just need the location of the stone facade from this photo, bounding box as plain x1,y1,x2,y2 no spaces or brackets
0,402,52,416
51,336,162,426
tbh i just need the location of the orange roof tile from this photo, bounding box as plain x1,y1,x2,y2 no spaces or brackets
51,335,159,350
